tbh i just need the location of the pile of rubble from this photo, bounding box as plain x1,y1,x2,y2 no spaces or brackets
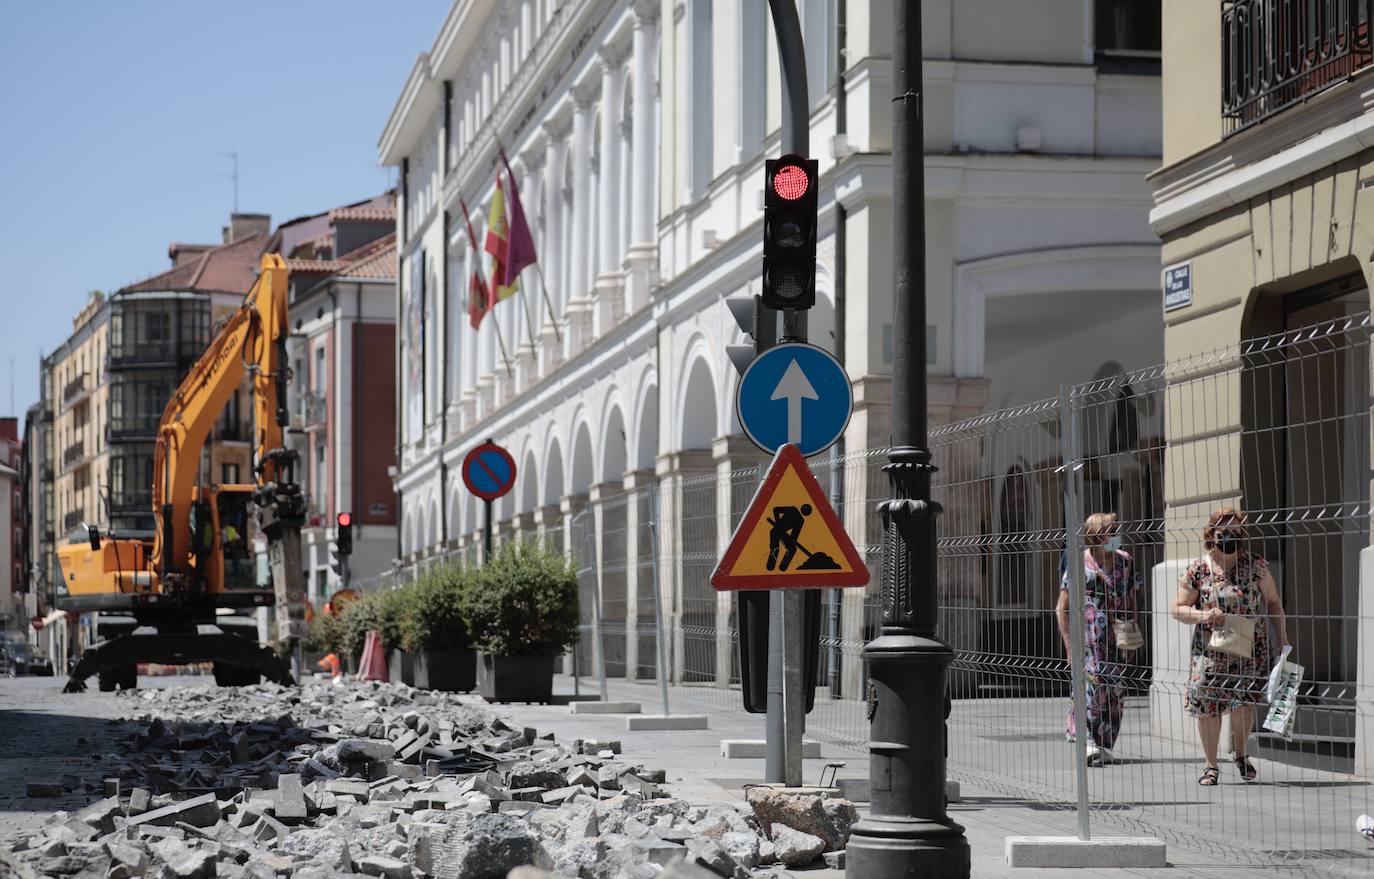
2,681,857,878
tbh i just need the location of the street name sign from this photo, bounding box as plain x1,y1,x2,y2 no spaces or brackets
462,441,517,501
736,342,851,457
711,444,869,591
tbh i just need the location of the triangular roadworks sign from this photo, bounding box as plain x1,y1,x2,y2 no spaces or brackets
711,444,870,591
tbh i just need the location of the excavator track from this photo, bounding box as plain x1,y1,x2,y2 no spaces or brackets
63,624,295,693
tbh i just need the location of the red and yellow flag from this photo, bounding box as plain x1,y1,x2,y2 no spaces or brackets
459,199,493,329
484,178,520,302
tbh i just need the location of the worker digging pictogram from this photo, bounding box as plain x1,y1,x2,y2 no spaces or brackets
765,503,841,571
712,444,869,591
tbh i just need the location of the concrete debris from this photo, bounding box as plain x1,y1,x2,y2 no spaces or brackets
2,680,796,879
744,787,859,852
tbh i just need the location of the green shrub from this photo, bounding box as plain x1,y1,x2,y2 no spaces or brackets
465,542,579,656
376,585,416,651
400,565,472,653
303,611,344,654
340,590,387,659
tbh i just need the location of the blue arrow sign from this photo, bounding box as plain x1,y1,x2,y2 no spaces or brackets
736,343,852,457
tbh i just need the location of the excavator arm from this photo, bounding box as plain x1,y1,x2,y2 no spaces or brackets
151,253,295,582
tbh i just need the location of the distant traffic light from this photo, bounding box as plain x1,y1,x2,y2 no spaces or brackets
761,155,818,311
335,512,353,556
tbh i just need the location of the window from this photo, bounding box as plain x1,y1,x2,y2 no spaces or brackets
315,346,326,398
1095,0,1161,57
222,463,240,484
315,441,327,515
143,312,171,344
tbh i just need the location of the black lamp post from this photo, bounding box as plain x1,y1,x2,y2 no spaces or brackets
844,1,970,875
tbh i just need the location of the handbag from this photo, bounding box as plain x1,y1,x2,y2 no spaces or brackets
1263,645,1304,740
1208,613,1256,658
1113,618,1144,651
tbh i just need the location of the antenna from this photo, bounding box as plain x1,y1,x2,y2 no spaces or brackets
219,150,239,213
8,357,13,416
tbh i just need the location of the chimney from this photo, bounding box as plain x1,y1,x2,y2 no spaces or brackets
168,243,212,267
229,213,271,242
0,418,17,442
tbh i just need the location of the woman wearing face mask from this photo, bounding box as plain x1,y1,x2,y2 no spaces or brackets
1173,508,1288,786
1056,512,1139,766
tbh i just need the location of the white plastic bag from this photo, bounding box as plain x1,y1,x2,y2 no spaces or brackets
1263,645,1304,741
1266,645,1293,702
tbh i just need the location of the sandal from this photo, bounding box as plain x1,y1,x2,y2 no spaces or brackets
1198,766,1220,786
1234,756,1258,782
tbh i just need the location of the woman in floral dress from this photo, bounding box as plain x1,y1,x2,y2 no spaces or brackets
1056,512,1140,766
1172,508,1288,786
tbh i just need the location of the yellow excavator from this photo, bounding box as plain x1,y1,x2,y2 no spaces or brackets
58,254,305,691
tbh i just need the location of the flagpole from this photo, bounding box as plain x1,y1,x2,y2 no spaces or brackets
518,281,539,351
533,262,563,346
489,299,516,380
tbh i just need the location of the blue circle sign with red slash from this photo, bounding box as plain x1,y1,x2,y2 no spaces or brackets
462,441,517,501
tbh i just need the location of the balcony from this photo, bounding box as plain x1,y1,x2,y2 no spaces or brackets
214,421,252,443
109,340,205,369
62,441,86,469
62,509,85,532
111,489,152,514
294,392,326,430
62,374,88,406
109,414,162,442
1223,0,1374,135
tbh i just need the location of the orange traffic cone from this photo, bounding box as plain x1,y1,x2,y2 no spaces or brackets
357,630,389,682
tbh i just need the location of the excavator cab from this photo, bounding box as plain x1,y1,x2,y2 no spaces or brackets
190,485,258,593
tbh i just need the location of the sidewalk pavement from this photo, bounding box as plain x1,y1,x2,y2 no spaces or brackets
478,674,1337,879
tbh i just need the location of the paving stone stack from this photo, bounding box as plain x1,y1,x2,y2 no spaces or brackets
1,681,858,878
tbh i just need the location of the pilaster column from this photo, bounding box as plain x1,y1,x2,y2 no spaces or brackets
655,449,716,684
593,48,629,338
565,89,596,357
626,2,660,314
540,122,569,375
515,142,545,393
621,469,656,681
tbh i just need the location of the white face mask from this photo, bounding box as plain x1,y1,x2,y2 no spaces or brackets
1103,535,1122,553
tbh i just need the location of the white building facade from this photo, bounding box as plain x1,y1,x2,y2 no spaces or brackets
380,0,1164,696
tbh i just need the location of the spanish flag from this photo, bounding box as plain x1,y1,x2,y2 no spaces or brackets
484,178,520,303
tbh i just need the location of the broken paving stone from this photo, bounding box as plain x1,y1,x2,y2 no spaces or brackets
769,824,824,868
357,854,413,879
75,796,124,834
338,739,396,764
126,794,221,829
273,774,307,823
744,788,858,852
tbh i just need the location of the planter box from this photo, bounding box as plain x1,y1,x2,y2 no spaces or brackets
414,650,476,692
387,649,415,687
478,653,557,703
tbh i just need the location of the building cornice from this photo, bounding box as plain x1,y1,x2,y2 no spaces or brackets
1149,72,1374,237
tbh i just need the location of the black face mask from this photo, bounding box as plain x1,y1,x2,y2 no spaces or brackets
1215,533,1241,555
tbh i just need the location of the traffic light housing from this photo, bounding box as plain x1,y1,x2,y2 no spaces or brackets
335,512,353,556
738,590,824,714
761,155,818,311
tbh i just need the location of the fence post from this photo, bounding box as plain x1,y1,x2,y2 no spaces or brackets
647,482,671,716
1059,383,1091,841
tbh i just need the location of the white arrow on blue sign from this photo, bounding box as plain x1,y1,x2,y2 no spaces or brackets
736,342,852,457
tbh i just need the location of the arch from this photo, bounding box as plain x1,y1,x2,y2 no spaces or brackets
402,509,415,555
521,450,540,512
428,496,441,549
634,380,659,471
601,404,628,485
414,504,427,555
544,437,565,506
464,491,478,539
679,355,718,451
456,480,472,543
570,421,595,496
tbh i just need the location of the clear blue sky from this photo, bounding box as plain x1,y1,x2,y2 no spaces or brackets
0,1,448,420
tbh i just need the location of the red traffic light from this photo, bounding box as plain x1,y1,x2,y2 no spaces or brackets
771,164,810,201
337,512,352,528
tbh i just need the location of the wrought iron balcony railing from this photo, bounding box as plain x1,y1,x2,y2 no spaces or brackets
1223,0,1373,134
62,374,87,405
61,441,86,468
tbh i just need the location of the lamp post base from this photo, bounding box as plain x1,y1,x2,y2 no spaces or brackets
846,814,970,877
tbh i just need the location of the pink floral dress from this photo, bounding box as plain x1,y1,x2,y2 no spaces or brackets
1184,552,1272,717
1063,549,1138,749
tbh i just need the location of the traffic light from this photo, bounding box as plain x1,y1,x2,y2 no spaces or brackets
724,295,776,376
761,155,818,311
335,512,353,556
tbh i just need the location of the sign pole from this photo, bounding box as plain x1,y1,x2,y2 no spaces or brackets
483,499,493,564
